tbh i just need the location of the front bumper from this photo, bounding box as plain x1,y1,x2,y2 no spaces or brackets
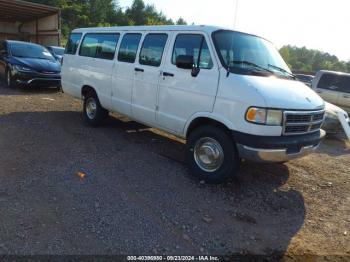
233,130,326,162
12,70,61,87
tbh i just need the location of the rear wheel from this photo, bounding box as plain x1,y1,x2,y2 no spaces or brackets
186,125,240,184
83,91,108,126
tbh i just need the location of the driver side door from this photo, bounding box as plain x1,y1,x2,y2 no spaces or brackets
157,33,219,135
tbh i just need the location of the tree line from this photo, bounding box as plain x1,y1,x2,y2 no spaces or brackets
27,0,349,74
280,45,350,74
26,0,187,40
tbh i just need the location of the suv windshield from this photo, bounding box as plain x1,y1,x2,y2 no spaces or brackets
212,30,292,78
10,42,54,60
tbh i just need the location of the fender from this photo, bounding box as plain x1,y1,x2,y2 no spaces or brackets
183,111,236,137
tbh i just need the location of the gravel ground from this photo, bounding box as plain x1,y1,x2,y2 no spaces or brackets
0,82,349,259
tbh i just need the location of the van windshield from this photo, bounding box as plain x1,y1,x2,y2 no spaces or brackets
212,30,292,78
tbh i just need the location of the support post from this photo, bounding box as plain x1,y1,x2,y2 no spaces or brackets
35,18,39,43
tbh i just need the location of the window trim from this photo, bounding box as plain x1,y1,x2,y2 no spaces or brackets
65,33,82,55
171,33,213,70
78,33,120,60
139,33,168,67
117,33,142,64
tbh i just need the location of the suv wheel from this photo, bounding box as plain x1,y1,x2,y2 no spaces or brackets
187,125,240,183
83,91,108,126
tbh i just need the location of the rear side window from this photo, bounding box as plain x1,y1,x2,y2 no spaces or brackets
79,33,119,60
80,34,99,57
65,33,82,55
172,34,213,69
139,34,168,67
318,73,350,93
118,33,142,63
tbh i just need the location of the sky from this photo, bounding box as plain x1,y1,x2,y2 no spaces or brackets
118,0,350,61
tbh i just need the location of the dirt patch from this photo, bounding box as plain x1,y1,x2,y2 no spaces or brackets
0,83,349,258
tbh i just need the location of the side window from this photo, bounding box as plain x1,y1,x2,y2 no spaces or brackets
79,34,99,58
139,34,168,67
118,33,142,63
79,33,119,60
318,74,342,91
338,76,350,93
96,34,119,60
172,34,213,69
65,33,82,55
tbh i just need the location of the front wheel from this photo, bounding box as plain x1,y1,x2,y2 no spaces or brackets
186,125,240,184
83,91,108,126
5,69,15,88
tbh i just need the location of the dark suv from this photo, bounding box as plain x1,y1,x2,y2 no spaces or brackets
0,40,61,88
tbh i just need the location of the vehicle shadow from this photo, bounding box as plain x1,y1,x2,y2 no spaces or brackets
0,110,305,258
93,114,305,258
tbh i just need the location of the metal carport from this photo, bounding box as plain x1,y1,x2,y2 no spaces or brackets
0,0,60,46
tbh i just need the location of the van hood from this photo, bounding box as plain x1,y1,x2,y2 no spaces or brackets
248,76,325,110
11,56,61,73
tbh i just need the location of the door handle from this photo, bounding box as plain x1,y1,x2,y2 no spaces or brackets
343,95,349,98
163,72,174,77
316,90,322,93
135,67,144,72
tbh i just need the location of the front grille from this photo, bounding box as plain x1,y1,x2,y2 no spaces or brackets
283,110,325,135
286,114,312,123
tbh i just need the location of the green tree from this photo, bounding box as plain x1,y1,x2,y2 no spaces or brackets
279,45,349,73
176,17,187,25
26,0,186,39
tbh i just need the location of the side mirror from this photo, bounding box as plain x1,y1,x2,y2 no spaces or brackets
176,55,194,69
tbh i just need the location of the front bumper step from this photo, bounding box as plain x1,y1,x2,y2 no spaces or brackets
237,143,319,162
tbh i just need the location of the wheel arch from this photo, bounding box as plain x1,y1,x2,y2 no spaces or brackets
81,85,97,98
185,113,235,138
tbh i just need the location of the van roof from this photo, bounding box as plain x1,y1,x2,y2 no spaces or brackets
73,25,224,34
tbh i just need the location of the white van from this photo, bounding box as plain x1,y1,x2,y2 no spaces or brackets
62,25,326,183
312,70,350,113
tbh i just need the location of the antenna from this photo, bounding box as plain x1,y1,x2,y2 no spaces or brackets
234,0,239,29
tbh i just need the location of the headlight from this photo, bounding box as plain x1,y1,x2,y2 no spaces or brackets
14,65,33,72
246,107,283,126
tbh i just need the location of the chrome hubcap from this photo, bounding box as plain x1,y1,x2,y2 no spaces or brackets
194,137,224,172
86,97,97,120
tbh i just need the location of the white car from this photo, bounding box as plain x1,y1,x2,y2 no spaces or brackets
312,70,350,113
62,25,326,183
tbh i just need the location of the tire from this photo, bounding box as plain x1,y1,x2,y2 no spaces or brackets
83,90,108,126
186,125,240,184
5,68,15,88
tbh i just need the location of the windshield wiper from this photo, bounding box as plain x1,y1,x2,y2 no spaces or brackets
268,64,296,79
229,60,274,74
